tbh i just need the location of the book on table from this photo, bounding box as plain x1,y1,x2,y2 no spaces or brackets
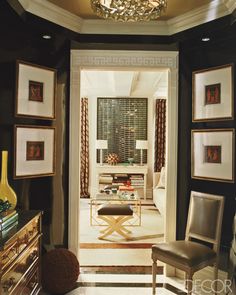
119,185,134,191
0,210,19,231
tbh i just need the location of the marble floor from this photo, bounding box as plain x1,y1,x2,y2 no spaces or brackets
63,265,231,295
66,266,187,295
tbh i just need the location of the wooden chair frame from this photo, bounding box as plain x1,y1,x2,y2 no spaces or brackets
152,191,225,294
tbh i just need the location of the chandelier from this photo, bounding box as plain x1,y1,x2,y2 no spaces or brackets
90,0,167,22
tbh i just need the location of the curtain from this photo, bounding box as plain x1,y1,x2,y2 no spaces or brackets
80,97,90,198
154,99,166,172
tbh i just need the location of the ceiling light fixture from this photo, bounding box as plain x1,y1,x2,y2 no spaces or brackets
90,0,167,22
42,34,52,40
201,37,210,42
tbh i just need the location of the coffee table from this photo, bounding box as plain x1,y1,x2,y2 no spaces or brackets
90,191,141,226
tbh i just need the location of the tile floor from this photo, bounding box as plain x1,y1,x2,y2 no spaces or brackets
67,271,187,295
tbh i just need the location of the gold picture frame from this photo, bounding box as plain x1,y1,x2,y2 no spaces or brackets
15,60,57,119
14,125,56,179
192,64,234,122
191,129,235,182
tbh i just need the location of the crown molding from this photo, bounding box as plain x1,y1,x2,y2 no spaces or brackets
18,0,233,36
80,19,170,35
167,0,229,34
18,0,83,32
224,0,236,13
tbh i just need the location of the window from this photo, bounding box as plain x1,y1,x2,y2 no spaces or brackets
97,97,147,163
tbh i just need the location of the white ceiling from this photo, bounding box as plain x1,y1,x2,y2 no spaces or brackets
81,70,168,98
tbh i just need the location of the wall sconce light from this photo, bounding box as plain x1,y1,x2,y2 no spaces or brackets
136,140,148,166
96,140,108,165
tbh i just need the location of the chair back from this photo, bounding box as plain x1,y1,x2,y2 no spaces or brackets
185,191,224,253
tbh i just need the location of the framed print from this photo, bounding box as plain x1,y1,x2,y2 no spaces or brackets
16,60,56,119
191,129,235,182
14,125,55,178
192,64,233,121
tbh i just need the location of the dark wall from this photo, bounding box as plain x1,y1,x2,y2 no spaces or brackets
0,1,70,246
177,23,236,251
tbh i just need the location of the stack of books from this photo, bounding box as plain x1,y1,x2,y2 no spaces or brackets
113,173,129,184
0,210,18,231
130,174,144,187
119,185,134,191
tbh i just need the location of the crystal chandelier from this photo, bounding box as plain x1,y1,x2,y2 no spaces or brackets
90,0,167,22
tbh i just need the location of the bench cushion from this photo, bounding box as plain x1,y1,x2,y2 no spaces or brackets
98,204,133,216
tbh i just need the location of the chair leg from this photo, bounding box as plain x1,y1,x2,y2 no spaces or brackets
186,273,193,295
213,262,219,295
152,258,158,294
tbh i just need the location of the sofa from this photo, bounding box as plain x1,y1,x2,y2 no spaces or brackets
153,167,166,216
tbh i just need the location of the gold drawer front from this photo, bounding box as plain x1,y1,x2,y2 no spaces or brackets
1,240,18,271
18,215,40,253
1,238,40,295
23,266,40,295
27,215,40,243
11,264,40,295
1,215,40,272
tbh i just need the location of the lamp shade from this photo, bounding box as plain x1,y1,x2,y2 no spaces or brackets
136,140,148,149
96,140,108,149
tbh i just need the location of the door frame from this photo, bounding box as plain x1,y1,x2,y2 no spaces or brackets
68,49,179,258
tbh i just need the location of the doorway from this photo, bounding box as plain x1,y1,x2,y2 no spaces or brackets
68,50,179,260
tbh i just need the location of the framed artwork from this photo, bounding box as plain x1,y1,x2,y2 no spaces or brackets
14,125,55,179
15,60,56,119
191,129,235,182
192,64,233,121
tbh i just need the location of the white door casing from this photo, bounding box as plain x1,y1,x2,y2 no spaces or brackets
69,50,178,259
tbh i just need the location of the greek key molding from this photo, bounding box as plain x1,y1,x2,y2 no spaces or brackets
71,50,178,69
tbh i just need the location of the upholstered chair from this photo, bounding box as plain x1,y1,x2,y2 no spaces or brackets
152,191,225,294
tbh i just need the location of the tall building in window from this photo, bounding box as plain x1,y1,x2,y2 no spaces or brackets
97,98,147,163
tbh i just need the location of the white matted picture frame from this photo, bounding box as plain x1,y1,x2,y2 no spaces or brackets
192,64,234,122
15,60,57,119
191,129,235,182
14,125,56,179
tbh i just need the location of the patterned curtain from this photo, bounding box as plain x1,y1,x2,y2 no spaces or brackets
80,97,90,198
154,99,166,172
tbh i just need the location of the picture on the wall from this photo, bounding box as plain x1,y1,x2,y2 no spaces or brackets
192,64,233,121
26,141,45,161
16,60,56,119
28,80,44,102
205,83,221,105
14,125,55,178
204,145,221,163
191,129,235,182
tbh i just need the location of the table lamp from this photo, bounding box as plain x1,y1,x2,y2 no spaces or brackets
136,140,148,165
96,140,108,165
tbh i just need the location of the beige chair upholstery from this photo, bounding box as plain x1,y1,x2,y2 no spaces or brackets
152,191,224,294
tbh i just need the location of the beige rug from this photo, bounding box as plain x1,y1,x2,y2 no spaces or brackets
79,199,164,266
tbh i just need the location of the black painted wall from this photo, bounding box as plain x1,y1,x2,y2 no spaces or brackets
178,23,236,251
0,1,70,246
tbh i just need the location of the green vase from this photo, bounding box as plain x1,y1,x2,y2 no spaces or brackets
0,151,17,210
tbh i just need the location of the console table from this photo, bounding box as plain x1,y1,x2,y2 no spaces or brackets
0,210,42,295
95,164,148,200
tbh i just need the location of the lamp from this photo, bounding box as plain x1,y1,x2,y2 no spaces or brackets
96,140,108,165
90,0,167,22
136,140,148,165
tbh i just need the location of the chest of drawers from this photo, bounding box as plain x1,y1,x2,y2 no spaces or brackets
0,211,42,295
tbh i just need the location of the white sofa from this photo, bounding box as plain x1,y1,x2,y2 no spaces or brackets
153,171,166,216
